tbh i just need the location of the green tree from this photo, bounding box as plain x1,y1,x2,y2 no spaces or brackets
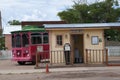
8,20,21,25
0,30,7,50
58,0,120,41
58,4,89,23
58,0,120,23
0,36,7,50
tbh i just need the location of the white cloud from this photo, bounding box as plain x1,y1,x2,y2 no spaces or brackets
0,0,74,26
21,10,47,21
0,0,105,27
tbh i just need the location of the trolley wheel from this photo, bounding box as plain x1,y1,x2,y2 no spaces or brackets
17,61,26,65
31,61,36,65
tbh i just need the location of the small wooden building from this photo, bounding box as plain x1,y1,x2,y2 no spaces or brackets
43,23,120,64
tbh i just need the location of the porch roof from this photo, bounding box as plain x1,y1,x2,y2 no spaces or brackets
44,23,120,29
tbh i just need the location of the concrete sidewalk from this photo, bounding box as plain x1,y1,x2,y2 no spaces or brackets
0,66,120,74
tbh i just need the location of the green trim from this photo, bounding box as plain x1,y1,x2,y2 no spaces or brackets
11,30,46,33
22,25,44,31
11,25,46,33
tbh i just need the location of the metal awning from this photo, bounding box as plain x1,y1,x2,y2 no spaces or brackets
44,23,120,29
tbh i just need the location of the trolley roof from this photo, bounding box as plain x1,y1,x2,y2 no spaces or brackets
11,25,45,33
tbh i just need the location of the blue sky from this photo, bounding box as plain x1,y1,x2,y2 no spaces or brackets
0,0,101,27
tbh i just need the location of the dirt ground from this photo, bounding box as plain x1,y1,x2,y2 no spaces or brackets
0,70,120,80
0,59,34,70
0,60,120,80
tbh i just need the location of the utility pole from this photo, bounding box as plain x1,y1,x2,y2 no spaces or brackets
0,11,5,50
0,11,1,49
0,11,2,34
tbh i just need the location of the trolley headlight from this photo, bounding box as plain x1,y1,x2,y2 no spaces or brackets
25,50,29,53
12,54,14,57
17,52,20,55
27,54,30,57
12,50,15,56
24,50,29,54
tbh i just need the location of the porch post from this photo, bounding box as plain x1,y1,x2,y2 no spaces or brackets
70,35,74,65
86,49,88,64
35,51,38,68
105,49,108,65
35,51,40,69
70,50,74,65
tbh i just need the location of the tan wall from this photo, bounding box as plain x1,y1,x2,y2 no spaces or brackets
49,29,104,50
48,29,105,64
84,29,104,49
84,29,104,63
5,34,12,50
49,30,70,63
49,30,70,51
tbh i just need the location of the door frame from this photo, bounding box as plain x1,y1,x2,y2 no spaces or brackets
70,34,84,64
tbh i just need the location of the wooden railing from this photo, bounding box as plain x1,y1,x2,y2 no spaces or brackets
35,50,71,68
50,50,65,64
106,47,120,66
35,49,109,68
86,49,108,64
35,50,67,67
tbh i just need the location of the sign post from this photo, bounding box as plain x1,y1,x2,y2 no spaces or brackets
64,43,71,65
35,46,43,69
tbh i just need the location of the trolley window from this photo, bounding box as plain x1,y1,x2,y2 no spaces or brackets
22,33,29,47
31,33,42,44
12,34,15,47
43,33,48,44
15,34,21,47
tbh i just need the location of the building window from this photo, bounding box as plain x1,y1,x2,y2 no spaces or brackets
91,36,99,45
56,35,63,46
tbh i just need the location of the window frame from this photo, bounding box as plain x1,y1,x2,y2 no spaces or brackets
22,33,29,47
91,36,99,45
43,33,49,44
15,34,21,47
31,32,49,45
56,35,63,46
31,33,42,44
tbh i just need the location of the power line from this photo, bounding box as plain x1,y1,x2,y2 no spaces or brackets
1,17,9,26
0,11,2,28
